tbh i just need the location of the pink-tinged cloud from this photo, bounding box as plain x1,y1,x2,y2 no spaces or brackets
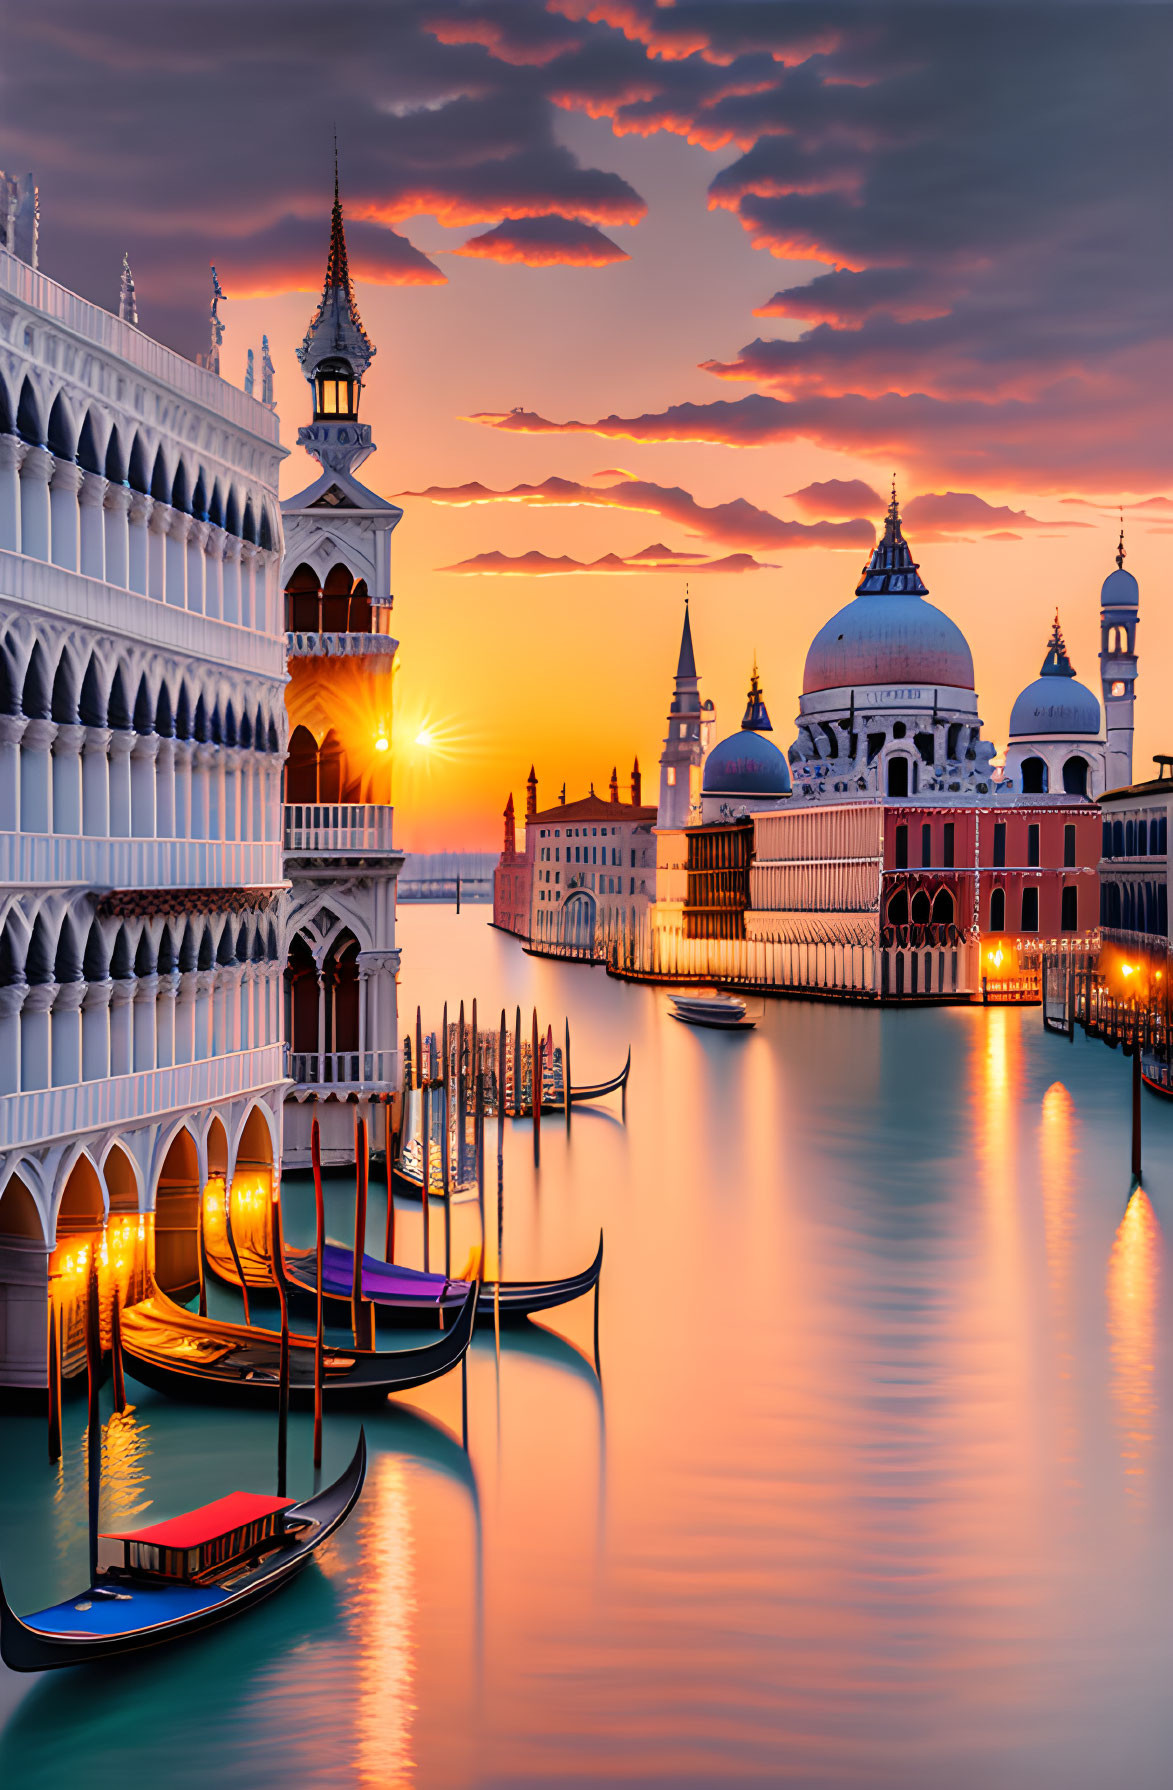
1061,495,1173,515
756,269,954,327
902,492,1091,539
457,215,629,267
217,215,445,299
440,546,778,575
787,479,883,520
426,5,584,65
468,387,1173,491
401,472,876,550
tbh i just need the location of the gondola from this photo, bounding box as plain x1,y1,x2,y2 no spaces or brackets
669,994,755,1031
118,1281,478,1408
204,1224,604,1332
1141,1052,1173,1099
0,1431,366,1672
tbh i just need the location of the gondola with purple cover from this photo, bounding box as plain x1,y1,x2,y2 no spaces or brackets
0,1431,366,1672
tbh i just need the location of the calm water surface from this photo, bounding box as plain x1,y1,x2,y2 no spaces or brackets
3,905,1173,1787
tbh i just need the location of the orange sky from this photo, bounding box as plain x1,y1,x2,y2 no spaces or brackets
224,123,1168,853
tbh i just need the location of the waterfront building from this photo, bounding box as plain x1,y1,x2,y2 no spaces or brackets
493,788,532,937
279,173,403,1168
0,201,287,1392
1097,761,1171,953
1002,615,1107,797
657,600,715,829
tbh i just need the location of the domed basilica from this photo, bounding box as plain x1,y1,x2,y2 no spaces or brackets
659,487,1138,824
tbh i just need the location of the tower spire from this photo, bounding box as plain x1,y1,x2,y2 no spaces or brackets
741,655,773,731
1117,515,1126,570
296,149,377,475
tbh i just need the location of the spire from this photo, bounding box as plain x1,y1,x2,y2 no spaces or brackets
741,655,773,731
526,765,538,819
669,595,701,715
296,153,375,384
855,478,928,597
118,252,137,326
631,756,642,805
609,766,619,803
1039,609,1076,678
503,792,516,856
1117,519,1126,571
676,597,697,681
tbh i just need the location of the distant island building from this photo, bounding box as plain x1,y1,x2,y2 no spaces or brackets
0,181,287,1394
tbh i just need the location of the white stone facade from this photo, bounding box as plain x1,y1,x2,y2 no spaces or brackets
0,239,288,1391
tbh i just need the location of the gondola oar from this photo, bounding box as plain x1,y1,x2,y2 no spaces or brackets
384,1100,395,1264
196,1186,208,1317
415,1006,423,1088
110,1293,127,1415
513,1006,522,1117
422,1083,431,1274
47,1300,61,1464
352,1115,372,1350
497,1009,506,1152
311,1117,325,1472
272,1174,291,1497
532,1007,541,1165
564,1020,572,1133
85,1251,101,1587
224,1172,251,1327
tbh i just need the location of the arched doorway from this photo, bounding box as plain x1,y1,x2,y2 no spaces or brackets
1063,755,1090,796
154,1128,200,1302
561,891,597,953
229,1107,275,1271
286,931,320,1060
0,1173,48,1392
887,756,910,797
1021,756,1048,794
285,724,319,803
324,929,361,1061
931,889,955,926
51,1155,105,1374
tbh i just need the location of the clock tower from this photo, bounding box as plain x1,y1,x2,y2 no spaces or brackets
1099,530,1139,791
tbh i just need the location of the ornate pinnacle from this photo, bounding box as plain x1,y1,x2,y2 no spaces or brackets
118,252,137,326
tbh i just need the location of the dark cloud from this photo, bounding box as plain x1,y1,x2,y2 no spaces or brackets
902,493,1091,540
402,472,875,550
457,215,629,266
440,546,777,575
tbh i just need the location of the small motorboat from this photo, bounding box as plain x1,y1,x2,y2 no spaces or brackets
0,1431,367,1672
669,993,755,1030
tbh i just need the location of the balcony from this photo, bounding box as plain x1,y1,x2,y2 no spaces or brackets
283,802,398,858
1,1044,286,1150
1,831,284,891
287,1049,400,1092
286,631,398,662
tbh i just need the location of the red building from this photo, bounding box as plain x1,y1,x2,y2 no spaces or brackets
881,800,1100,997
492,785,532,937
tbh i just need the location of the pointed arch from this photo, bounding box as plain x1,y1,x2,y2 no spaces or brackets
127,432,150,494
223,699,237,748
21,641,50,718
82,918,108,981
224,487,241,538
0,1172,44,1242
133,930,155,978
178,919,198,972
54,914,81,984
77,409,105,475
286,929,318,1053
157,923,176,975
50,646,78,723
79,654,105,727
197,923,215,971
109,925,133,980
46,391,76,460
931,889,955,926
108,665,131,731
16,377,42,447
175,681,192,740
191,467,208,520
102,1143,140,1215
285,723,319,803
170,458,190,514
154,681,174,738
153,1125,200,1299
26,912,54,984
238,707,252,749
150,444,171,503
241,496,257,545
55,1152,105,1236
0,915,24,985
207,479,224,529
0,374,13,437
193,692,209,743
133,672,154,735
104,425,127,484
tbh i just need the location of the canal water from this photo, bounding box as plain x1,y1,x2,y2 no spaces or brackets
3,903,1173,1788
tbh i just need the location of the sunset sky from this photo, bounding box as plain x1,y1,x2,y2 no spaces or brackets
2,2,1168,849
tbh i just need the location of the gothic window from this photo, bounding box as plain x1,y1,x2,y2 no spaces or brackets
1062,756,1089,797
910,890,931,925
1021,887,1039,933
1028,824,1040,867
1021,757,1047,794
314,361,357,421
931,889,954,926
990,888,1005,932
887,890,908,926
894,824,908,869
993,822,1006,868
943,823,955,869
887,756,909,797
1064,824,1076,868
1061,886,1078,932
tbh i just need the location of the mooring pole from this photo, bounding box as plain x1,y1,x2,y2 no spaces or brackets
311,1117,325,1471
564,1019,572,1133
532,1007,541,1166
85,1254,102,1586
353,1114,371,1349
110,1294,127,1415
384,1099,396,1263
47,1300,62,1463
422,1082,432,1273
196,1186,208,1316
1133,1010,1143,1183
513,1005,522,1118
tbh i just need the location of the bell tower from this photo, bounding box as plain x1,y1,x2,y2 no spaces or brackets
1099,528,1140,790
295,152,376,477
658,598,714,828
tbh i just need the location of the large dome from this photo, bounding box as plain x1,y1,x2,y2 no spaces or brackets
703,730,791,797
803,593,975,695
802,492,974,695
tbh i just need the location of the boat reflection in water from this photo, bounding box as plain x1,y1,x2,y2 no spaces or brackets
1107,1187,1161,1505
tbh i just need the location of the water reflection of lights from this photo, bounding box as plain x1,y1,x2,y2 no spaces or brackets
1107,1189,1161,1500
1040,1082,1078,1475
350,1453,417,1788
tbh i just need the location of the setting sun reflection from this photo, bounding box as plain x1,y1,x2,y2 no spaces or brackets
349,1453,417,1788
1107,1189,1161,1501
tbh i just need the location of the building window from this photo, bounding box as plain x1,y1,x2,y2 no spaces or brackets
1064,823,1076,868
993,822,1006,868
1061,885,1078,932
921,823,932,867
1126,820,1135,856
887,756,910,797
1021,886,1039,932
943,822,955,869
1102,821,1112,859
666,766,676,786
630,849,636,867
1022,757,1047,794
1027,823,1040,868
990,888,1005,932
895,824,908,869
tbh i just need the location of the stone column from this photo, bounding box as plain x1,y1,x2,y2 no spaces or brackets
206,744,223,843
18,445,54,562
186,518,209,615
156,968,179,1068
222,535,242,625
203,525,226,620
20,980,56,1091
239,541,259,629
238,964,254,1050
19,717,55,834
172,737,194,839
0,713,27,830
50,979,85,1086
174,969,198,1065
51,722,85,837
192,742,215,839
109,977,136,1077
49,458,83,571
81,978,113,1081
77,469,108,580
133,973,159,1071
193,967,215,1060
82,726,111,836
154,736,176,839
165,508,190,607
0,434,27,551
129,732,160,837
107,729,133,836
223,748,238,841
127,492,152,595
0,980,26,1094
147,500,170,601
103,482,132,589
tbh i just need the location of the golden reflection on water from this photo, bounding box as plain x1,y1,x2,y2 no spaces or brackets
1107,1188,1161,1502
1040,1082,1078,1478
348,1453,417,1788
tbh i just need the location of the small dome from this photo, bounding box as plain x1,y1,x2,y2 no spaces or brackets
703,729,791,797
1101,566,1139,609
1009,677,1101,738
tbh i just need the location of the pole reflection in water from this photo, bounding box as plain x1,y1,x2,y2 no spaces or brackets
347,1452,418,1789
1039,1081,1080,1484
1107,1188,1161,1505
